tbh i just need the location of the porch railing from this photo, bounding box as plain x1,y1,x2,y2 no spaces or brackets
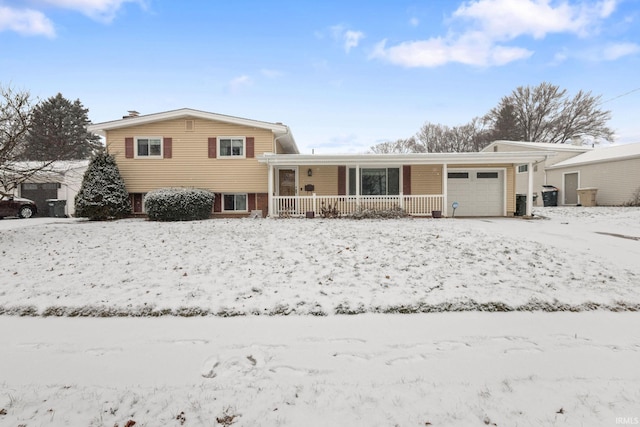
273,193,444,217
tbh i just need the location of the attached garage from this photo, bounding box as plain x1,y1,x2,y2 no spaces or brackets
447,169,505,216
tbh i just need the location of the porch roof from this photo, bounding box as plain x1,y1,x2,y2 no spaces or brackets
257,151,553,167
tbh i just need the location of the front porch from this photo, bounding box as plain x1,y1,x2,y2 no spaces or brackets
273,193,444,217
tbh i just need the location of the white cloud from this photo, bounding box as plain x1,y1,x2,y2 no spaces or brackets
409,17,420,27
228,75,253,92
261,69,283,79
40,0,145,22
330,25,365,53
601,42,640,60
372,0,620,68
0,6,55,37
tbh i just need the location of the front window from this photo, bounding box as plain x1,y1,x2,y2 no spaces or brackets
349,168,400,195
219,137,245,158
223,194,247,211
136,137,162,158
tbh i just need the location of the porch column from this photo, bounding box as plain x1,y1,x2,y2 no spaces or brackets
267,162,274,218
355,163,360,209
526,162,534,216
442,163,448,216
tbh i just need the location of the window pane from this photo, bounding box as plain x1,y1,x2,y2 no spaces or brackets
361,168,386,195
220,140,231,156
223,194,235,210
149,139,161,156
235,194,247,211
387,168,400,195
348,168,356,195
477,172,499,179
448,172,469,179
138,139,149,156
232,139,244,156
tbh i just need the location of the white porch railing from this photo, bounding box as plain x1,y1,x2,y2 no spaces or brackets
273,193,444,217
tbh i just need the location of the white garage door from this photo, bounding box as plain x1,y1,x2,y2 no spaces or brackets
447,170,504,216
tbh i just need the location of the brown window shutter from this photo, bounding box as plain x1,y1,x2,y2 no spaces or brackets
163,137,172,159
248,193,256,211
246,137,255,158
125,137,134,158
337,166,346,195
213,193,221,212
403,165,411,195
208,137,217,158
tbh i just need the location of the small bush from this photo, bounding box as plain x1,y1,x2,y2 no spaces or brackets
349,205,409,220
624,187,640,206
144,188,214,221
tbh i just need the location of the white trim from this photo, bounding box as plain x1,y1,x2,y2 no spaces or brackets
217,136,246,159
221,193,249,212
134,136,163,159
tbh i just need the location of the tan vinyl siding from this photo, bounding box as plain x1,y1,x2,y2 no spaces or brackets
546,158,640,206
411,165,443,194
106,118,274,193
298,166,339,195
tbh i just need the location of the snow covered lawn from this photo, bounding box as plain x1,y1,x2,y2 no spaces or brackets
1,207,640,426
2,206,640,316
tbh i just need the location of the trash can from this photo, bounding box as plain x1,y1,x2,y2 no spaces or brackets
577,188,598,207
541,185,558,207
46,199,67,218
515,194,527,216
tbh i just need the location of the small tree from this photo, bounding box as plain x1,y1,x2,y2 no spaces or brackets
21,93,102,160
75,153,131,220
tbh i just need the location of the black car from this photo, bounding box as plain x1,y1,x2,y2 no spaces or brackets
0,193,38,218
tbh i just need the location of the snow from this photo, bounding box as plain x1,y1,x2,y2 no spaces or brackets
1,207,640,426
549,142,640,168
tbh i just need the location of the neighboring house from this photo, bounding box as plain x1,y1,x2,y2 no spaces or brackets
546,143,640,206
482,140,591,206
1,161,88,217
89,108,551,218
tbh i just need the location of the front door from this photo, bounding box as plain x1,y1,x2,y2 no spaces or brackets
564,172,579,205
278,169,296,196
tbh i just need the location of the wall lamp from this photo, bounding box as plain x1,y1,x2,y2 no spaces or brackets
307,168,313,177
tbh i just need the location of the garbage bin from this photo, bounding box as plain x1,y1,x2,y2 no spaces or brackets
46,199,67,218
541,185,558,207
577,188,598,207
515,194,527,216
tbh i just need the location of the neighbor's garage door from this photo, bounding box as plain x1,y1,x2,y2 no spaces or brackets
447,170,504,216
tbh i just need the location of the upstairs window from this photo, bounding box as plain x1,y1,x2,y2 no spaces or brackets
136,137,162,158
219,137,245,158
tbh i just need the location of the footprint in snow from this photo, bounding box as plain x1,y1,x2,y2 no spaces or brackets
201,353,262,378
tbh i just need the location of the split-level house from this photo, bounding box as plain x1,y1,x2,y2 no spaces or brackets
88,108,552,218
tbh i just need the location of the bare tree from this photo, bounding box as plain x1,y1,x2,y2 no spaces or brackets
369,136,421,153
486,82,614,144
0,84,54,193
415,119,490,153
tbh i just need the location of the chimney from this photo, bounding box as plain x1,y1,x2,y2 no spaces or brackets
123,110,140,119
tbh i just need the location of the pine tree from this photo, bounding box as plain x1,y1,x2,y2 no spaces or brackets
22,93,102,160
75,153,131,220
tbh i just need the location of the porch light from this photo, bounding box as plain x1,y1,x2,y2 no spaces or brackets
307,168,313,177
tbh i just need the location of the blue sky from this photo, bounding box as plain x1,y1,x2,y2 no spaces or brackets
1,0,639,153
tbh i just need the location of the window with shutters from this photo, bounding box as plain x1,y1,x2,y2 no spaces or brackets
348,168,400,195
223,194,247,211
135,137,162,158
218,137,245,158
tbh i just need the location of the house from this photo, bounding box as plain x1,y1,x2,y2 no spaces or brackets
545,143,640,206
482,140,591,206
89,109,552,218
1,160,89,217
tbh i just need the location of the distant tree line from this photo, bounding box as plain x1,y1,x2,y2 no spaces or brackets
370,82,615,153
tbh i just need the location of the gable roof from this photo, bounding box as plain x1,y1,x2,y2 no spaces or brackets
547,142,640,169
482,140,593,153
88,108,299,154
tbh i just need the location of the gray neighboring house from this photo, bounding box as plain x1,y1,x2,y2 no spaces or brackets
1,161,89,217
546,143,640,206
482,141,591,206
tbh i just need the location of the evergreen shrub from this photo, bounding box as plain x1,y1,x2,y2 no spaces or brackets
75,153,131,220
145,187,214,221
